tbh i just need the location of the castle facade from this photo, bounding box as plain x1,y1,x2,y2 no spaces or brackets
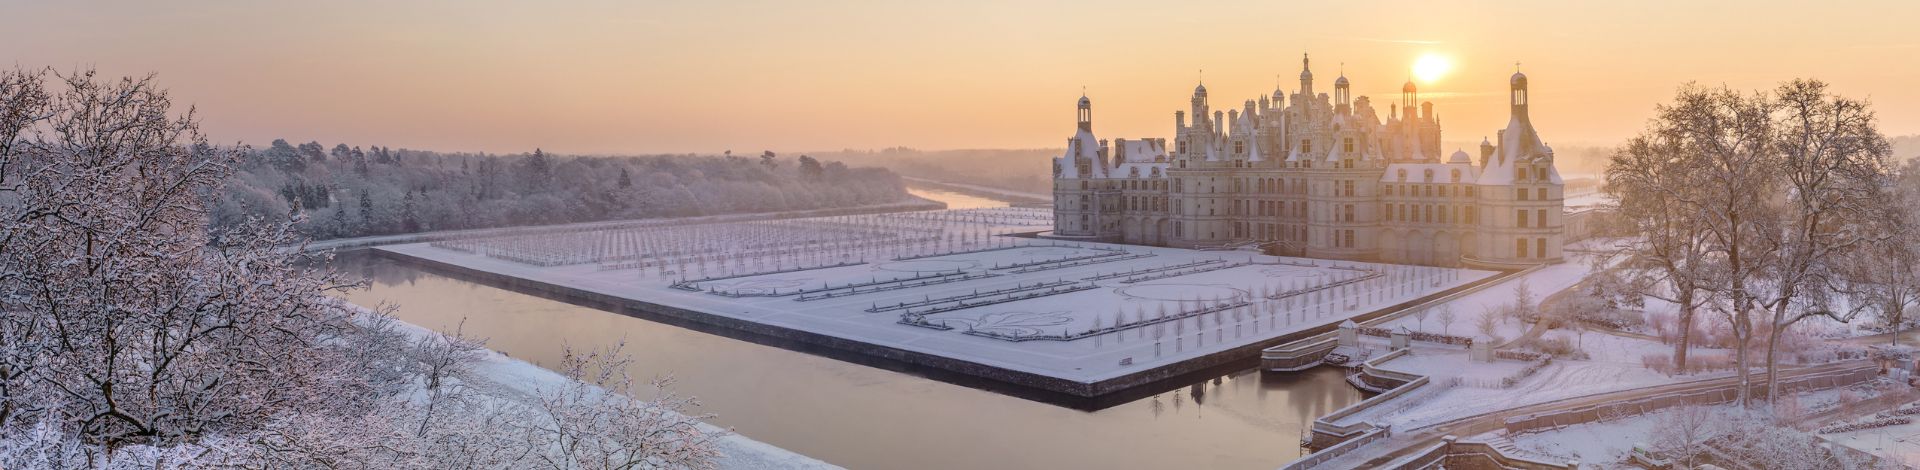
1051,55,1564,269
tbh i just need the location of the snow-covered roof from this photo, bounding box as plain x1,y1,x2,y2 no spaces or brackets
1115,139,1166,163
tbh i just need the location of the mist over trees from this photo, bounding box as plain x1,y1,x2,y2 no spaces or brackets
213,145,910,240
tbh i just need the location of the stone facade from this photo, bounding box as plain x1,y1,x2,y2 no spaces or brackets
1052,55,1565,268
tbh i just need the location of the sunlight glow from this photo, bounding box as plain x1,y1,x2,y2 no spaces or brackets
1412,53,1452,83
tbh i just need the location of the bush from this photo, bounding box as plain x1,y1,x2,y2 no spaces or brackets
1531,337,1591,360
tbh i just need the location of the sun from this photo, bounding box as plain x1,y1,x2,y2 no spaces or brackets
1412,53,1452,83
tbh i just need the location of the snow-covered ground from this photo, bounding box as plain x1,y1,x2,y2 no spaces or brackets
379,209,1494,385
380,318,840,469
1337,252,1722,430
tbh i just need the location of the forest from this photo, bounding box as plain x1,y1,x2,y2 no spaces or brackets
212,144,910,240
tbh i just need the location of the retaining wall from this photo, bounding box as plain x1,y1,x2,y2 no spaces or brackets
1502,365,1880,435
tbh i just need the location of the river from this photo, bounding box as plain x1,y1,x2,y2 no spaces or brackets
334,186,1360,469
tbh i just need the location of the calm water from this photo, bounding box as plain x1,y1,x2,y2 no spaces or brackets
334,187,1361,469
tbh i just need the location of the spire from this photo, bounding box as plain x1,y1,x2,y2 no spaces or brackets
1298,52,1315,97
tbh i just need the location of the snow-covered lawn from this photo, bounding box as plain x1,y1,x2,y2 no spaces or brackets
1504,410,1660,465
379,209,1495,385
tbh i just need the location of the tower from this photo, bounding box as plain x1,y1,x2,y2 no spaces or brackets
1078,95,1093,132
1401,80,1418,120
1298,54,1314,99
1333,74,1351,115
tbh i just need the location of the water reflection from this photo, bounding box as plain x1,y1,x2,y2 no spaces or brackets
905,187,1010,210
333,253,1360,469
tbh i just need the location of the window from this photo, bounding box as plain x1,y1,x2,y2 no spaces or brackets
1517,239,1528,258
1537,209,1547,228
1344,230,1355,248
1536,188,1547,200
1513,89,1527,106
1517,209,1528,228
1235,141,1244,154
1301,140,1313,153
1343,138,1354,153
1536,238,1547,258
1517,188,1528,201
1537,168,1547,181
1516,167,1526,181
1343,204,1354,222
1343,180,1355,197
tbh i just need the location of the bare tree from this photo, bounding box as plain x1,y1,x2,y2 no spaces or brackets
1476,306,1501,340
1847,159,1920,346
1413,308,1431,333
1605,128,1715,372
0,68,378,450
511,342,722,469
1437,305,1457,335
1627,83,1779,407
1757,79,1893,406
412,318,489,437
1650,406,1721,468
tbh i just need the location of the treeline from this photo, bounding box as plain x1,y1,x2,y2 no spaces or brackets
212,143,909,240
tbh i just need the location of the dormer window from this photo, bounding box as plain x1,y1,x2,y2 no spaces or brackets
1302,140,1313,153
1343,138,1354,153
1235,141,1245,154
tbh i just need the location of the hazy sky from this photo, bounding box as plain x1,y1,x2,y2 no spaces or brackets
6,1,1918,155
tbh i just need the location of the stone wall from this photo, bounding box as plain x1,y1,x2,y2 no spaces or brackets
1502,365,1879,435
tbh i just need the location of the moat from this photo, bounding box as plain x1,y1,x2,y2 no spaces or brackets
333,188,1363,469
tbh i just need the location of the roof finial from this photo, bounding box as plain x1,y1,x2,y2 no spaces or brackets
1515,61,1522,73
1081,85,1087,97
1198,68,1204,85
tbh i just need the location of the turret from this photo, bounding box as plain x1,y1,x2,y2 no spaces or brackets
1334,74,1351,115
1401,80,1418,120
1479,137,1494,166
1077,95,1093,132
1298,53,1314,99
1191,83,1209,120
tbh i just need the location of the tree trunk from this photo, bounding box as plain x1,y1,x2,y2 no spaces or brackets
1674,288,1696,374
1764,322,1782,408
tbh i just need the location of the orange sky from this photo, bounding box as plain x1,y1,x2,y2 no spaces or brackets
5,1,1918,155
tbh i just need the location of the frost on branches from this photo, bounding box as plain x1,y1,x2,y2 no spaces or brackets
0,69,720,468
